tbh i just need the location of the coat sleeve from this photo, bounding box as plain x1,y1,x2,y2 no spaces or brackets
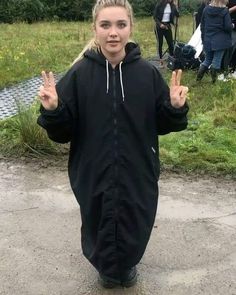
37,67,79,143
153,4,162,26
223,11,233,33
153,68,189,135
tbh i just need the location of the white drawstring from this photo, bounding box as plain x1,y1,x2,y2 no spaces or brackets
106,59,109,94
119,61,125,101
106,59,125,101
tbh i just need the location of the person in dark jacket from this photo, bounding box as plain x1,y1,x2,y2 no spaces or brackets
195,0,211,28
228,0,236,27
196,0,233,82
227,0,236,70
37,0,189,289
153,0,179,66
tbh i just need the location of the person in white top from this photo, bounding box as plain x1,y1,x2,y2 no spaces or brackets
153,0,179,66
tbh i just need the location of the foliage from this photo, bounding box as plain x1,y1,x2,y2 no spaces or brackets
0,0,201,23
0,0,45,24
0,101,59,156
179,0,200,14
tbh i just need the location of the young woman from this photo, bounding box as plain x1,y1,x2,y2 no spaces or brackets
197,0,233,82
153,0,179,66
37,0,189,289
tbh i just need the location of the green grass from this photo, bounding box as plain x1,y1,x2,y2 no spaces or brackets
0,102,59,157
0,16,193,88
0,16,235,177
0,21,92,89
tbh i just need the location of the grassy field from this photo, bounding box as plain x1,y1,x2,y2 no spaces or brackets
0,16,235,177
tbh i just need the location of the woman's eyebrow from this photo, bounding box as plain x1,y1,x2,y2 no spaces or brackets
99,20,110,23
99,20,128,23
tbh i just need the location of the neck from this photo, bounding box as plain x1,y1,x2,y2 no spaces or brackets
101,48,126,68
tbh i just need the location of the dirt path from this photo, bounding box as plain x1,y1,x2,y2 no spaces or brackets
0,160,235,295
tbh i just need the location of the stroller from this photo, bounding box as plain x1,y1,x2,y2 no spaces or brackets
167,25,203,71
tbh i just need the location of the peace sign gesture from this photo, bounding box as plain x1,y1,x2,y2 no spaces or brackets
38,71,59,111
169,70,188,108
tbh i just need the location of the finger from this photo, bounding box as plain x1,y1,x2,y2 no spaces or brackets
38,87,52,99
49,71,55,87
176,69,182,86
38,86,45,98
180,86,189,99
170,71,177,88
42,71,49,88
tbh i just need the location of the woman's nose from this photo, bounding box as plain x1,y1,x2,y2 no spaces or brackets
109,26,118,36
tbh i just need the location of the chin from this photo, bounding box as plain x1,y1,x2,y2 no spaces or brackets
106,48,122,55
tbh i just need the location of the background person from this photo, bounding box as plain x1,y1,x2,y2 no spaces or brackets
153,0,179,67
195,0,211,28
227,0,236,70
37,0,189,289
196,0,233,82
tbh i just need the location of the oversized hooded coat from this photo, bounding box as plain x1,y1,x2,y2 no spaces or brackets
38,43,189,279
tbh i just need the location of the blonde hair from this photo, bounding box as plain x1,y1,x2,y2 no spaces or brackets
73,0,134,64
210,0,228,7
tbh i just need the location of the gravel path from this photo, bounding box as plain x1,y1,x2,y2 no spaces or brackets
0,160,235,295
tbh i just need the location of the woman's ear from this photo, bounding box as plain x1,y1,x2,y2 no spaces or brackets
92,23,96,33
92,23,97,40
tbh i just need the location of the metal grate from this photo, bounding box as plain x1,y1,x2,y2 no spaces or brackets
0,58,161,120
0,74,64,120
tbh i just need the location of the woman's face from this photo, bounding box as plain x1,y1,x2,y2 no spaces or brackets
94,6,132,61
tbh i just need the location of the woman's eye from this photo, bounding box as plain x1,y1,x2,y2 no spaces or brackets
101,23,109,29
118,23,126,28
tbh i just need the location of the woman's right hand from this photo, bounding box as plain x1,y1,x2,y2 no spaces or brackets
38,71,59,111
160,23,167,29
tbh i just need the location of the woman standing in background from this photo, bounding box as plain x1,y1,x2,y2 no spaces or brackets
196,0,233,82
153,0,179,67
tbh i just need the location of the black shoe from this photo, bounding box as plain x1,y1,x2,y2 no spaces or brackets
210,67,218,83
98,273,120,289
120,266,138,288
196,64,208,81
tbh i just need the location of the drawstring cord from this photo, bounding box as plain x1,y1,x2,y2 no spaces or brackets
105,59,125,101
106,59,109,94
119,61,125,101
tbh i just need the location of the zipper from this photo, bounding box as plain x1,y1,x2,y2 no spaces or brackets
112,69,120,274
113,70,118,183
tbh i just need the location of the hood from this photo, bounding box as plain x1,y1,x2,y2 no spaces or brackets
83,42,141,101
205,6,228,17
83,42,141,66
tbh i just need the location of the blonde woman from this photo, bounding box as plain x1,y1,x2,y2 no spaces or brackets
197,0,233,82
38,0,189,289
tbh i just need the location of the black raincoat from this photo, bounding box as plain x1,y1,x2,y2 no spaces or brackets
38,43,189,279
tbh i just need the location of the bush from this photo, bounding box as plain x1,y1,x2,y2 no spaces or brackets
130,0,156,17
0,0,201,23
179,0,200,14
0,101,59,156
0,0,45,24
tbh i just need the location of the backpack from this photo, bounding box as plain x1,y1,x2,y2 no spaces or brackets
167,42,200,70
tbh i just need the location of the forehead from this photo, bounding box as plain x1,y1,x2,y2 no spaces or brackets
96,6,130,22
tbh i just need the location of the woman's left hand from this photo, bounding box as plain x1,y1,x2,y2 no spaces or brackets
169,69,189,108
